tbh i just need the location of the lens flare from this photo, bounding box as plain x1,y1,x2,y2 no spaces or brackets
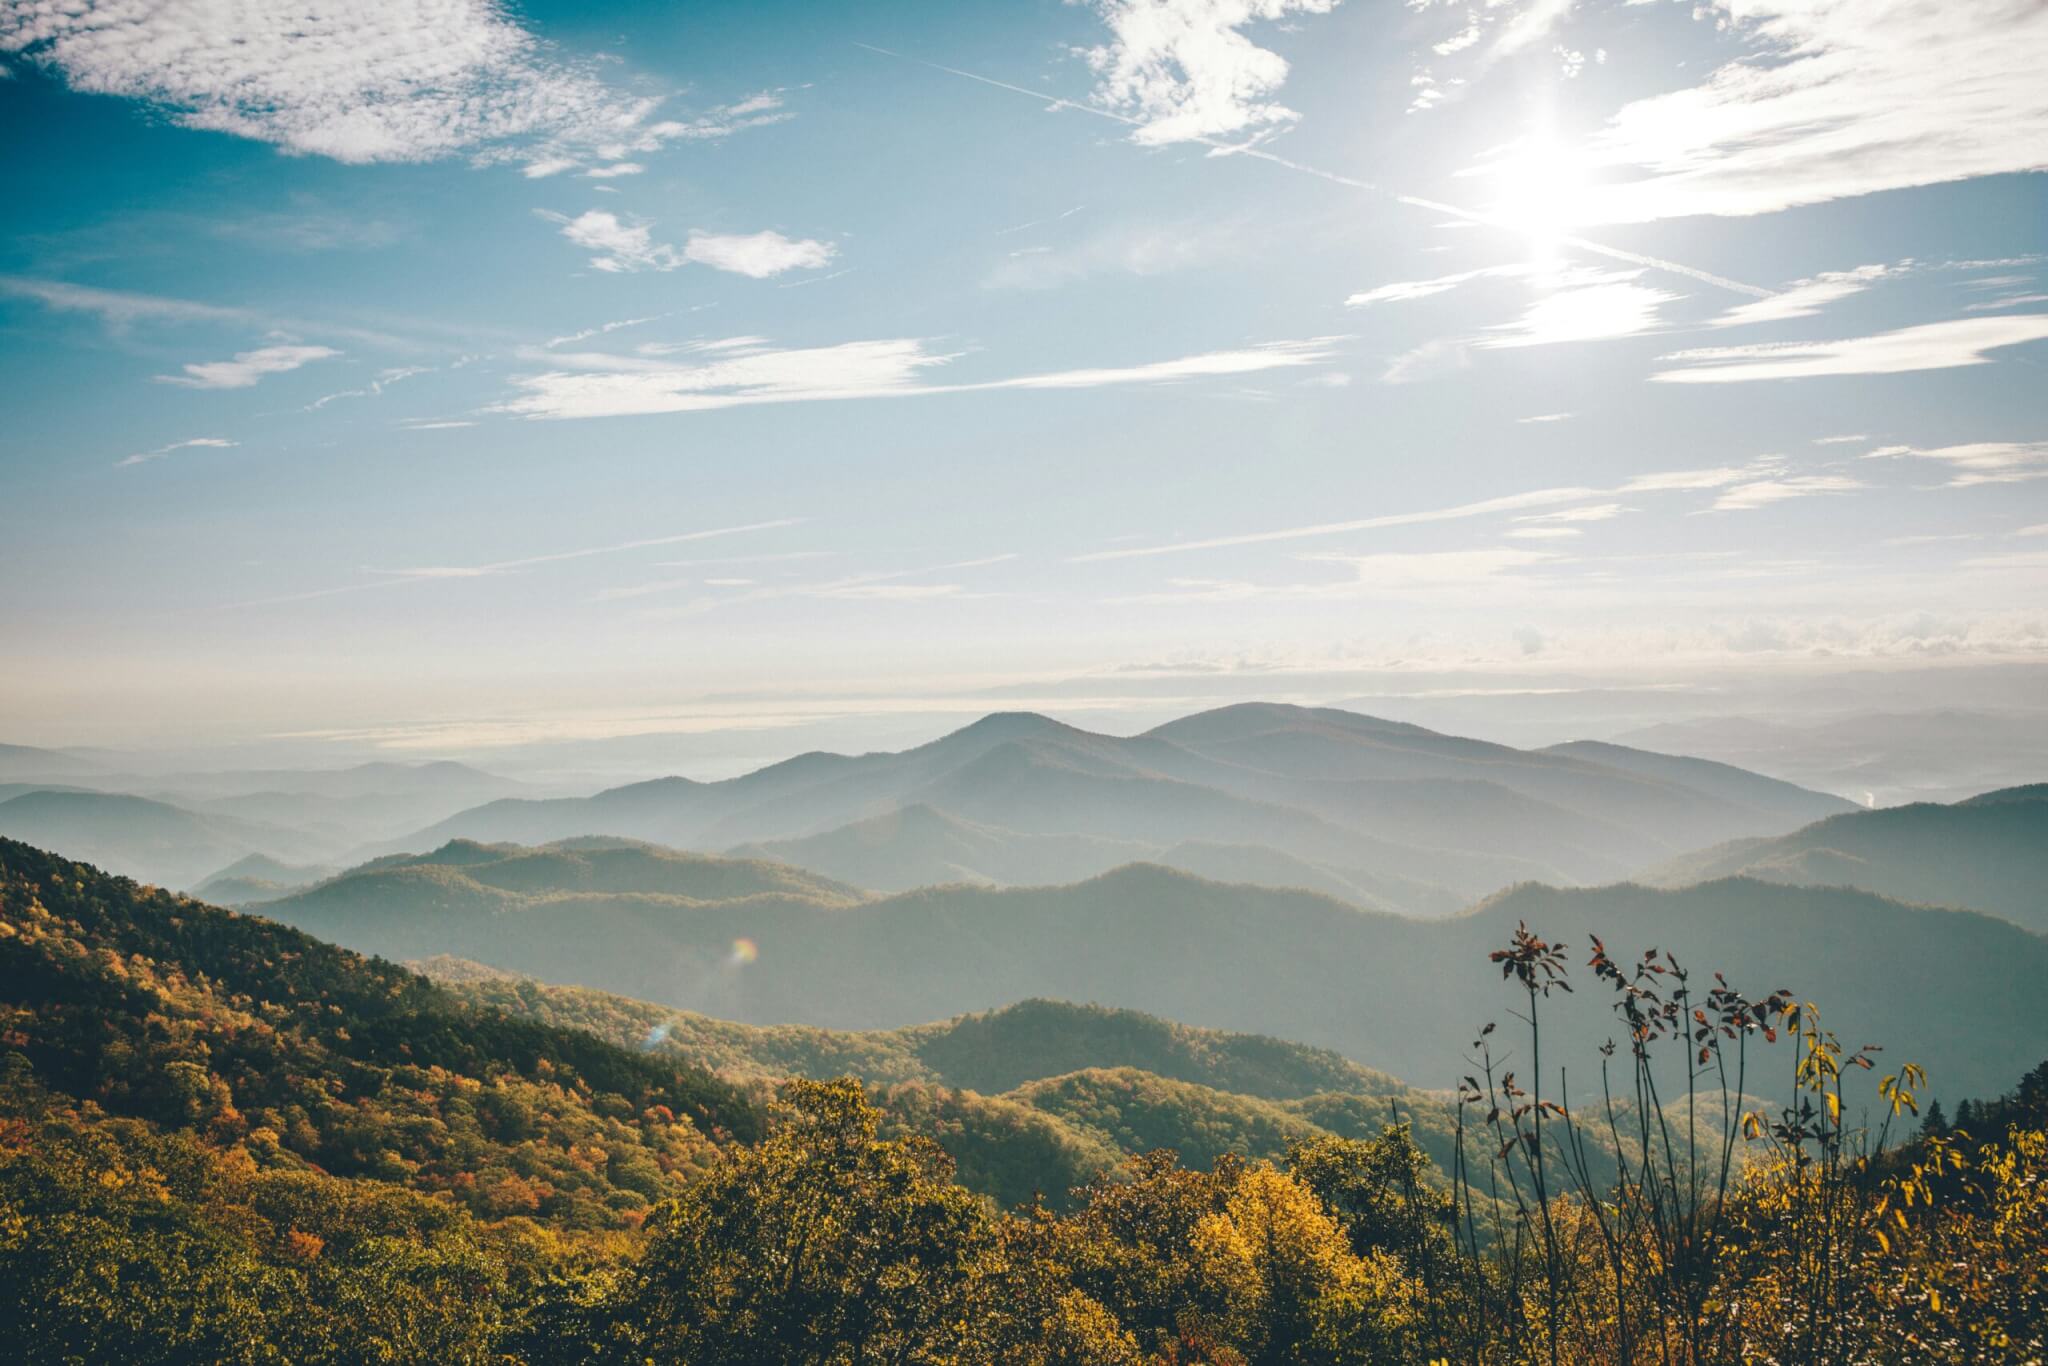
729,937,759,965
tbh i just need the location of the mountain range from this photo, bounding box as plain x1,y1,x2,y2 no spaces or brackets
380,704,1853,916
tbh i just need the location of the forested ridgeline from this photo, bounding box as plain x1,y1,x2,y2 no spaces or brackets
4,838,2046,1363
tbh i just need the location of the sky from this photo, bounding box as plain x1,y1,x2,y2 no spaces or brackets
2,0,2046,773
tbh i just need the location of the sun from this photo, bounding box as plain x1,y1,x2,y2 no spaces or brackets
1486,132,1596,263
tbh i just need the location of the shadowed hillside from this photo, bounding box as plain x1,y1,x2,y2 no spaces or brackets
264,847,2048,1102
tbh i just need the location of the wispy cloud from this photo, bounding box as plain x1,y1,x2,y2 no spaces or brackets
1074,486,1599,561
1076,0,1337,148
1111,545,1560,604
1577,0,2048,221
985,218,1231,290
1708,265,1894,328
546,315,667,349
595,550,838,602
1709,475,1864,512
1517,412,1573,424
543,210,835,277
0,1,779,171
305,366,429,410
1864,441,2048,487
646,554,1018,617
1,276,245,330
1651,315,2048,383
1518,502,1625,524
225,519,804,609
1077,461,1780,560
994,205,1085,236
495,335,1340,420
0,276,438,352
1346,263,1530,307
1358,262,1677,359
1380,337,1469,385
115,436,236,468
156,344,340,390
1478,271,1679,349
1504,0,1577,58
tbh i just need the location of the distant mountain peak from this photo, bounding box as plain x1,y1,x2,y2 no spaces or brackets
1143,701,1431,743
936,711,1084,744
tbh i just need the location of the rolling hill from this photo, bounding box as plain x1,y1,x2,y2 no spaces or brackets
262,844,2048,1102
1642,783,2048,932
427,984,1413,1101
423,977,1468,1205
385,703,1854,915
188,852,338,905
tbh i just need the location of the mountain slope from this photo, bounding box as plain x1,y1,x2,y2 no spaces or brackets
0,837,763,1233
1643,784,2048,932
1143,703,1827,854
1540,739,1854,825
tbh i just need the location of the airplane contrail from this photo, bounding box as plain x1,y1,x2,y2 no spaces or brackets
851,42,1773,301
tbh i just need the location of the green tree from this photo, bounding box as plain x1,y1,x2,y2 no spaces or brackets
618,1078,993,1364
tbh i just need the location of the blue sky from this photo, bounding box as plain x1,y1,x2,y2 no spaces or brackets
2,0,2045,769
